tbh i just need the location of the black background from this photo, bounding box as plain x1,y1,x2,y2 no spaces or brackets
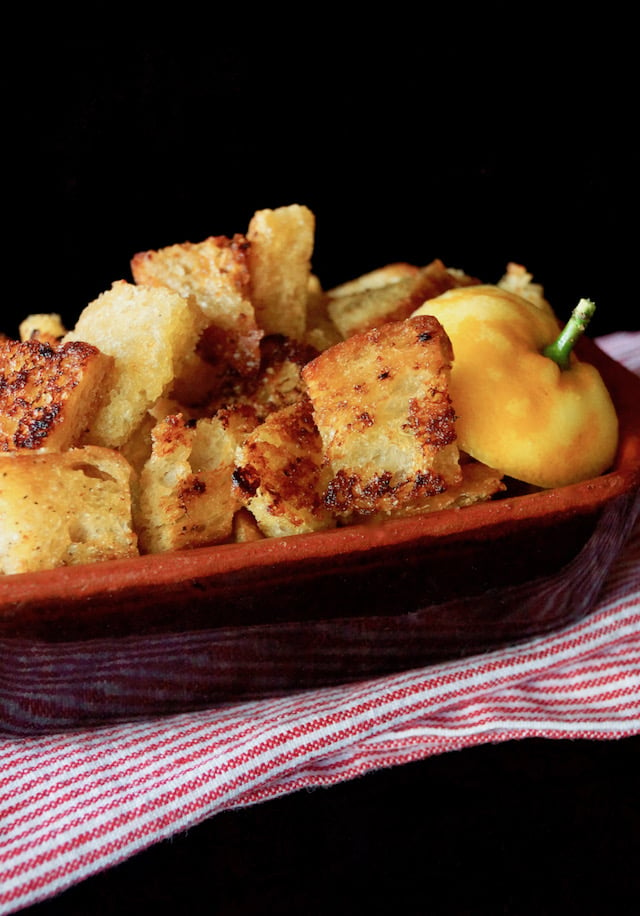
7,13,640,915
2,17,637,339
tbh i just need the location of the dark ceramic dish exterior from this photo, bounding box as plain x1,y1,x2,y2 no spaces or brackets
1,338,639,734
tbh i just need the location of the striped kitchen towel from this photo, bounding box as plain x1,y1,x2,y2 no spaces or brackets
1,331,639,914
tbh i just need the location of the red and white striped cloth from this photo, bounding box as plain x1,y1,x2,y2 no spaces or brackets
1,331,639,915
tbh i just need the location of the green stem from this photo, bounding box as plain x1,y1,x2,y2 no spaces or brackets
543,298,596,370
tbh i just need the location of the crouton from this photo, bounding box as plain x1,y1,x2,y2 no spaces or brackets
131,234,263,393
247,204,315,340
19,313,67,344
302,314,461,517
233,397,336,539
0,337,114,451
303,274,343,352
327,275,418,339
64,280,205,448
229,334,319,421
498,262,555,316
326,262,420,299
135,405,258,554
359,456,505,523
327,259,476,338
118,396,204,476
0,445,138,574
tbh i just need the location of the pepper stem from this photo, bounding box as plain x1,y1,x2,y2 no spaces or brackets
543,298,596,370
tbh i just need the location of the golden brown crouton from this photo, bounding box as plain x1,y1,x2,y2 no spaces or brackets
64,280,206,448
358,456,505,524
302,314,461,517
135,405,258,554
131,234,263,395
229,334,319,421
19,313,67,344
327,259,476,338
0,445,138,574
327,276,417,339
247,204,315,340
497,262,555,316
0,337,114,451
444,267,483,289
303,274,343,352
233,397,336,539
326,262,420,299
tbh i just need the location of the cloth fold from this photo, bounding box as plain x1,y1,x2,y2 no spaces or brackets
1,331,639,915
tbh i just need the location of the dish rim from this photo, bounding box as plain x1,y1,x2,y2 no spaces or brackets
0,336,638,621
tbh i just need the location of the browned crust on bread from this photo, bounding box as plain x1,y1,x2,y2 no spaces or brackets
234,396,336,538
302,313,461,516
327,259,476,338
0,338,113,451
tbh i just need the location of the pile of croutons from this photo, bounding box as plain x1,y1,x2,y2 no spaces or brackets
0,204,524,575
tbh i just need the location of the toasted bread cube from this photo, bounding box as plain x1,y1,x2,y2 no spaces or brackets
131,234,252,323
327,262,420,299
234,397,336,539
120,393,209,477
131,234,263,389
19,313,67,344
497,262,555,316
327,276,416,339
302,314,461,516
303,274,344,352
64,280,205,448
0,337,114,451
444,267,483,289
359,456,505,523
247,204,315,340
135,406,258,554
327,259,472,338
229,335,319,421
0,446,138,574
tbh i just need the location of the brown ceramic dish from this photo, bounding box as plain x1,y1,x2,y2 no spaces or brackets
0,337,639,734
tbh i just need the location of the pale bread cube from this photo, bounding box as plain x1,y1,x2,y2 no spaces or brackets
233,397,336,539
64,280,205,448
497,262,555,316
0,445,138,574
0,337,114,451
247,204,315,340
327,276,417,339
131,234,253,324
131,234,263,393
231,335,319,421
327,259,475,338
303,274,343,352
135,406,258,553
326,262,420,298
302,314,461,516
118,395,207,477
19,313,67,344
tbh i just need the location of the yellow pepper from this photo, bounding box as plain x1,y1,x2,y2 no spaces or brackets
412,285,619,489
